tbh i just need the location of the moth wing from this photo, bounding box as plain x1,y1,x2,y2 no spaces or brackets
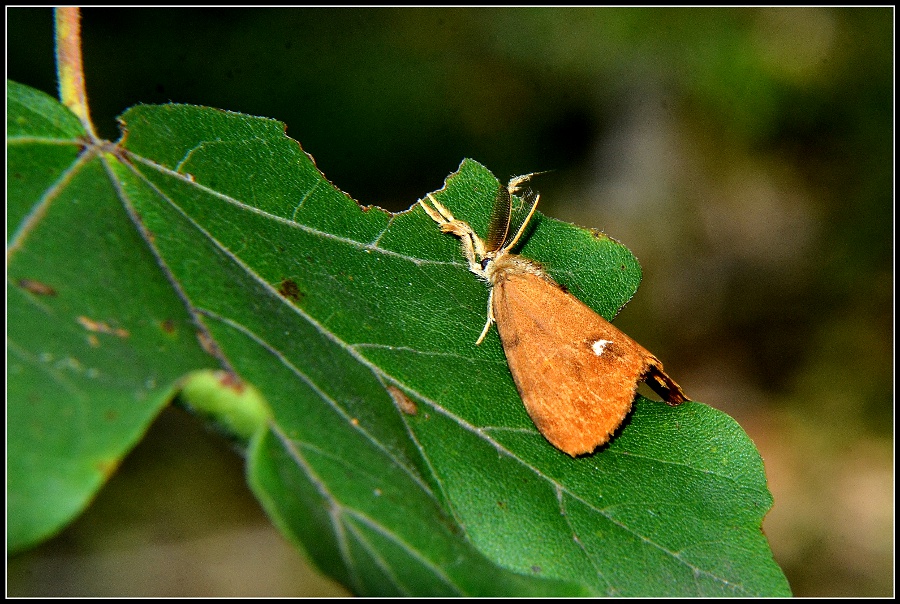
493,273,658,456
485,184,512,253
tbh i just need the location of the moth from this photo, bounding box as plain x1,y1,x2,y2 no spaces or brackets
420,174,688,456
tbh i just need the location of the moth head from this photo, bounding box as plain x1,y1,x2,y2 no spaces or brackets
477,250,501,282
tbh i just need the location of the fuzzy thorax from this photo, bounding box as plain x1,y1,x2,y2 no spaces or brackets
478,250,547,286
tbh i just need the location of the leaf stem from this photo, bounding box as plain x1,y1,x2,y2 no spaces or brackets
55,7,97,139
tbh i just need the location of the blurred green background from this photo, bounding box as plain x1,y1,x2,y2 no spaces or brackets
6,7,892,597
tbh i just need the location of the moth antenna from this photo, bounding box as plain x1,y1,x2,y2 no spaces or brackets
507,170,551,196
503,192,540,253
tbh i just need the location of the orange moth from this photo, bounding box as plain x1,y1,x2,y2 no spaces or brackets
420,174,687,456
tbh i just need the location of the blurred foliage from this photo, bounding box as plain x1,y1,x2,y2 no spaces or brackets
7,7,892,597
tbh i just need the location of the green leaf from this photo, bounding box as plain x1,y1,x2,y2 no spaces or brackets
7,80,222,552
7,80,790,596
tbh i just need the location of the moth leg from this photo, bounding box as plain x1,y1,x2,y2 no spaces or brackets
420,193,495,345
475,288,495,345
420,194,486,273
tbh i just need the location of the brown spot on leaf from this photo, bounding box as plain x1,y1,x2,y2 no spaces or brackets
77,316,99,331
197,330,219,357
217,370,245,394
160,318,176,334
387,385,417,415
17,279,57,296
278,278,304,302
77,316,129,338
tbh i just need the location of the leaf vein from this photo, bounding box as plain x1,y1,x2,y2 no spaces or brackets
198,306,438,502
7,339,88,399
130,153,464,268
351,342,506,365
6,136,83,146
291,178,321,221
345,509,464,596
268,423,364,594
610,449,746,488
7,146,92,258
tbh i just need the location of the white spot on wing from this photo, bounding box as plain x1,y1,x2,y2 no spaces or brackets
591,339,611,356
